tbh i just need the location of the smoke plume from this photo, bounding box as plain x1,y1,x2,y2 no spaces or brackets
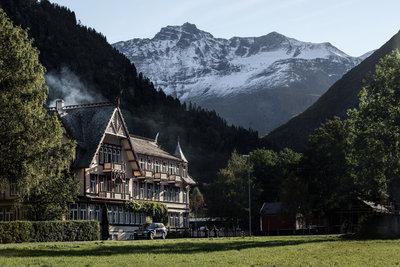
46,67,105,106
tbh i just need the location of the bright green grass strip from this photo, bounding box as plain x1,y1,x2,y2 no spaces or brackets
0,235,399,266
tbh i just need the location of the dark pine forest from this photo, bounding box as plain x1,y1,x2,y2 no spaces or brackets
0,0,260,186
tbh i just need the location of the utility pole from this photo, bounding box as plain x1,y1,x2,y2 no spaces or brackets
248,169,251,236
242,154,251,236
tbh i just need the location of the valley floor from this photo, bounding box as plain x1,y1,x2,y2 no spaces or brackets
0,235,399,266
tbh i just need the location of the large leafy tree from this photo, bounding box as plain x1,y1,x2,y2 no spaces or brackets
296,118,355,218
207,151,252,223
0,8,76,219
190,187,205,218
250,148,301,204
347,49,400,205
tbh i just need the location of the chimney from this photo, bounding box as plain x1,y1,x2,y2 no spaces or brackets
55,99,65,114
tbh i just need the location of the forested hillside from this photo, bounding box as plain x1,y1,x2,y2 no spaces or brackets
0,0,259,184
264,30,400,151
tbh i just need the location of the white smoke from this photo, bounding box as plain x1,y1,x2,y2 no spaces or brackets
46,67,105,106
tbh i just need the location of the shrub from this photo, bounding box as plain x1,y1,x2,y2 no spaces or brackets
0,220,100,243
125,201,168,224
0,221,33,243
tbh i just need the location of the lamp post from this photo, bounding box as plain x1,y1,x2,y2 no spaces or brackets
242,155,251,236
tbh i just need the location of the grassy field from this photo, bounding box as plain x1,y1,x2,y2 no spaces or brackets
0,235,399,266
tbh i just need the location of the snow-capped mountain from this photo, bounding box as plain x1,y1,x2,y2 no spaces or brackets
113,23,362,134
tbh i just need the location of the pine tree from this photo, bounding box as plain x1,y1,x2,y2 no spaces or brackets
0,8,76,218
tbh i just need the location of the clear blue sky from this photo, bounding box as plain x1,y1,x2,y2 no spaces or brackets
50,0,399,57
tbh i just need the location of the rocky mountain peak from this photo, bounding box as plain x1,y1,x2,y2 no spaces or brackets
153,22,208,42
113,24,363,135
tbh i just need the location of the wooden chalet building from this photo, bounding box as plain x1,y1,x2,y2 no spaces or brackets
0,100,196,240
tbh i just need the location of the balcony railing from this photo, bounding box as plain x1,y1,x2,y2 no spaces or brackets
98,191,130,200
103,162,126,173
154,172,168,181
168,175,182,183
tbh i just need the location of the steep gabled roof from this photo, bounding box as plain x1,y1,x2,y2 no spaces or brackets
174,141,188,163
130,135,182,161
56,103,115,168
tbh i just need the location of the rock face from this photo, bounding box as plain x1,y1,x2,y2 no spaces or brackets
113,23,362,134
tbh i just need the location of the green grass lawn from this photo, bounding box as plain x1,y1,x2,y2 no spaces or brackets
0,235,399,266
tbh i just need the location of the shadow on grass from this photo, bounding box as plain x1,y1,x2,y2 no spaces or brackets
340,233,400,241
0,237,339,258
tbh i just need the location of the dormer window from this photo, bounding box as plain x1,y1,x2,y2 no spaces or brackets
99,144,121,164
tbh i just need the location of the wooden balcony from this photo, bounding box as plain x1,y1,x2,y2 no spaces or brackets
103,162,126,173
154,172,168,181
98,191,130,200
168,175,182,183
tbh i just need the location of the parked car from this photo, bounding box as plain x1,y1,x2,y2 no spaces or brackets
134,223,167,240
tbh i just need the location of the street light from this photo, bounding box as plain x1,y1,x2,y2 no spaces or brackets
242,154,251,236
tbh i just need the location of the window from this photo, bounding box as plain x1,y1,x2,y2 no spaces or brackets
183,213,189,227
4,209,13,221
70,204,78,220
88,205,94,220
79,204,87,220
162,162,167,173
125,211,130,225
115,178,123,194
169,213,179,228
90,175,97,193
169,163,173,175
139,182,145,199
154,184,160,201
112,206,118,224
119,206,124,224
147,159,153,171
99,147,104,164
125,180,129,195
164,186,170,202
139,158,145,170
183,190,188,203
173,187,180,202
108,208,113,224
9,181,17,196
99,144,122,164
107,178,112,192
135,213,141,225
147,184,153,199
182,166,187,178
95,206,101,221
99,175,105,192
155,161,160,173
133,182,139,199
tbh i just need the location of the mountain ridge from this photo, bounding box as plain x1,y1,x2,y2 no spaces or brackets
263,30,400,151
113,23,363,134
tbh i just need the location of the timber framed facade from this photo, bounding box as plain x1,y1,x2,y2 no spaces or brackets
0,100,196,240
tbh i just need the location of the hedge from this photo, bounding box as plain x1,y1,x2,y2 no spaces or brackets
0,220,100,243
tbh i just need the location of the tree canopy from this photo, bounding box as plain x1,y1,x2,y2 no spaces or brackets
0,8,76,219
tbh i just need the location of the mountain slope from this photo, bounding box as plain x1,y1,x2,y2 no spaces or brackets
0,0,260,184
113,23,362,134
264,30,400,151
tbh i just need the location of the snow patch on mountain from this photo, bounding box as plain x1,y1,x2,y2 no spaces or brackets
113,23,363,134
